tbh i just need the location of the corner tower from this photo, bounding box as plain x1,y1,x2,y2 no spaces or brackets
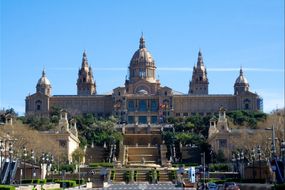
188,50,209,95
77,51,96,96
36,69,52,96
234,67,249,95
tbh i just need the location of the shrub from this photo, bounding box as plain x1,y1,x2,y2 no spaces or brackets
148,170,153,183
124,171,131,183
209,163,229,172
46,178,54,183
169,170,176,181
21,179,46,184
110,170,116,181
156,170,160,181
274,184,285,190
21,179,33,184
172,163,198,167
75,179,85,185
134,170,137,181
0,185,16,190
54,180,76,188
89,162,114,168
59,164,76,172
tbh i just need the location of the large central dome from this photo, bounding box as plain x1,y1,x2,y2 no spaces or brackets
130,36,155,64
129,35,156,83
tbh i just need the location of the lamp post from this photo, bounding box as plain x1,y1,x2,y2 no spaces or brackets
0,140,4,170
23,147,27,180
240,151,244,179
31,149,35,179
8,143,13,184
232,153,236,172
257,145,262,182
40,152,45,179
251,148,256,180
236,152,240,174
281,140,285,182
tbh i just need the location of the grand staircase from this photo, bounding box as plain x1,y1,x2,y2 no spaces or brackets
126,146,159,166
85,146,107,164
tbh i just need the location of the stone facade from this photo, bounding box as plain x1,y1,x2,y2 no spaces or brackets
39,111,80,163
208,107,232,158
25,35,263,122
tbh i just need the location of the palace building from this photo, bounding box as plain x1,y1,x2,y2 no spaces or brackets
25,35,263,123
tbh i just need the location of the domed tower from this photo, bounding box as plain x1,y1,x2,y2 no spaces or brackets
128,35,156,84
77,51,96,96
188,50,209,95
36,69,52,96
234,67,249,95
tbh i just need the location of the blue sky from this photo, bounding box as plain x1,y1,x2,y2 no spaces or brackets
0,0,284,115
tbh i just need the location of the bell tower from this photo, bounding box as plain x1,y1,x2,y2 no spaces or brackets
77,51,96,96
188,50,209,95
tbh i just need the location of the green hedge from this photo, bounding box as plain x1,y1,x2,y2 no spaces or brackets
172,163,198,167
21,179,46,184
89,162,114,168
273,184,285,190
59,164,76,172
209,164,229,172
54,180,76,188
75,179,85,185
0,185,15,190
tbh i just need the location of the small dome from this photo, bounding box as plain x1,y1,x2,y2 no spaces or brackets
131,48,154,63
37,70,51,86
235,68,248,84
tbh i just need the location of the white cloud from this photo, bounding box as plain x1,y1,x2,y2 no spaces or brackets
49,67,284,72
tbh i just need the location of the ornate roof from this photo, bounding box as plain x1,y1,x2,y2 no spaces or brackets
130,35,155,65
235,68,248,84
37,69,51,86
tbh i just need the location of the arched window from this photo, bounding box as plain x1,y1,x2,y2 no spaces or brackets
35,100,42,111
243,99,251,110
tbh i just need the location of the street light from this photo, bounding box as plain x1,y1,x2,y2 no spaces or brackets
23,147,27,180
240,151,244,179
232,153,236,172
281,140,285,183
8,143,13,184
0,140,4,170
257,145,262,182
40,152,45,179
31,149,35,179
251,148,256,180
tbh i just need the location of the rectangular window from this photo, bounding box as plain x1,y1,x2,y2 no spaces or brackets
176,113,180,117
151,116,157,124
128,100,135,111
139,100,147,112
183,112,188,117
151,100,158,111
138,116,147,124
128,116,134,124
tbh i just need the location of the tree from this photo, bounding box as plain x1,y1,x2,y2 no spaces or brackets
72,147,85,164
0,120,62,163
